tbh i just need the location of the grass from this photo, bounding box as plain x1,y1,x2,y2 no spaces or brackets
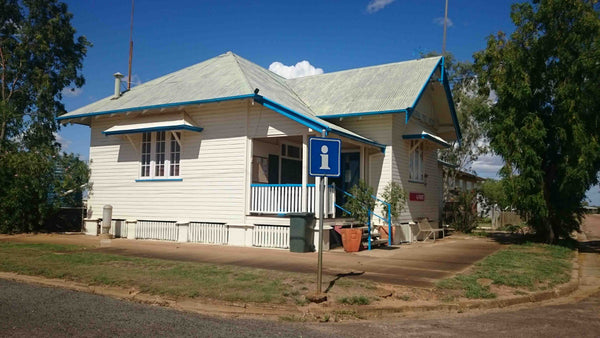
0,242,374,305
337,295,371,305
437,242,574,299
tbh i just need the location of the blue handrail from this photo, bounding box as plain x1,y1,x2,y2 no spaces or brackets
332,185,393,249
372,194,393,246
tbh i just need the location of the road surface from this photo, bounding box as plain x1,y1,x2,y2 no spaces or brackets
1,278,599,337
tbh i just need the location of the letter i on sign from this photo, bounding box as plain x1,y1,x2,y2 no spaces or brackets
319,145,330,170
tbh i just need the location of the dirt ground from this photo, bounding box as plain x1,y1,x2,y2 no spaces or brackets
0,232,502,288
3,216,598,322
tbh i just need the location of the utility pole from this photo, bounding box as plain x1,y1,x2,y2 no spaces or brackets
442,0,448,55
127,0,135,90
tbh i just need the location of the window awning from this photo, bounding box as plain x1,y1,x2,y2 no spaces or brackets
102,113,203,136
402,131,451,148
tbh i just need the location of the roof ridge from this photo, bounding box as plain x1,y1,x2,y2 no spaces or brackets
229,52,255,94
286,56,442,82
231,53,318,117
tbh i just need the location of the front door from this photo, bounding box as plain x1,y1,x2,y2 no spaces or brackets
332,152,360,216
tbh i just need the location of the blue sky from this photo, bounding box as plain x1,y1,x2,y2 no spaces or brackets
57,0,599,205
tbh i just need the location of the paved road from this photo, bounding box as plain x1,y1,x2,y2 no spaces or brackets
1,278,599,338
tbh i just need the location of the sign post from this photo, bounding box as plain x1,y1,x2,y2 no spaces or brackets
309,136,341,294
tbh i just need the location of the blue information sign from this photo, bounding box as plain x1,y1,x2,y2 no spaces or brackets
309,137,341,177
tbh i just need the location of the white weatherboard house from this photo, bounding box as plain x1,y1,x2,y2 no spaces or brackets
59,52,461,250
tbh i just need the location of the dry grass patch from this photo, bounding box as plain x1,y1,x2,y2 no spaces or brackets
437,242,574,299
0,242,385,306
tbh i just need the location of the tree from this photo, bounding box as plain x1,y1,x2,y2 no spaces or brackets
479,178,512,211
0,0,90,233
343,180,376,225
1,0,90,152
474,0,600,243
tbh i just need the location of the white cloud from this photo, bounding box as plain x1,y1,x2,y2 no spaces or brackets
471,153,504,179
366,0,395,13
54,132,71,150
268,60,324,79
61,87,83,97
433,16,454,27
127,74,143,87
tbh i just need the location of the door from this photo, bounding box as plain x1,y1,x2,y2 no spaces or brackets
332,152,360,216
280,158,302,184
268,155,279,184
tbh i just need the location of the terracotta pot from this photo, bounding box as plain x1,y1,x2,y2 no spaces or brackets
340,228,363,252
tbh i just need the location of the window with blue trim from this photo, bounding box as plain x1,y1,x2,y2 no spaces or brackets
140,131,182,179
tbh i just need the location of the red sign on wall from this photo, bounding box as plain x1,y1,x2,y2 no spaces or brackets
409,192,425,201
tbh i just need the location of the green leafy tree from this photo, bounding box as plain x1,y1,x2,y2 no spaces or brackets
380,181,406,221
343,180,376,225
479,178,512,211
474,0,600,243
1,0,90,152
451,189,478,233
0,0,90,233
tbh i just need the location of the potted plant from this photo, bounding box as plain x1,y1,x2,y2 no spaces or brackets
378,182,407,244
341,180,375,252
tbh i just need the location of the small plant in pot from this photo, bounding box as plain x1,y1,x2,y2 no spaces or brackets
341,180,376,252
378,182,407,243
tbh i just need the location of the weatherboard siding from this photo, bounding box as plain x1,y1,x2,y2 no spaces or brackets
330,115,394,219
247,104,309,137
392,114,443,224
88,101,251,224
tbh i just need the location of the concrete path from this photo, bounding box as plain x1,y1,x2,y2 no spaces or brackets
0,233,501,287
578,214,600,297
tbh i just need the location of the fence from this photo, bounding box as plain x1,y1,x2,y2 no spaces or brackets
490,209,523,229
89,219,303,250
250,184,335,216
136,220,178,241
189,222,228,244
252,225,290,249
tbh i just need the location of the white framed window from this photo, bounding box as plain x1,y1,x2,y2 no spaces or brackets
139,131,182,179
409,140,424,182
281,143,301,160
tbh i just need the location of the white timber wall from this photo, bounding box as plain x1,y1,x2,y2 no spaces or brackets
328,98,445,225
329,115,393,222
391,115,443,223
88,101,248,224
87,100,316,226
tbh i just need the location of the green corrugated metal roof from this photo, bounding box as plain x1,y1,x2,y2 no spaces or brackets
59,52,445,149
288,57,442,117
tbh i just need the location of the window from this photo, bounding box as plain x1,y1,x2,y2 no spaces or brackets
141,132,151,177
281,143,300,159
170,132,181,177
409,140,424,182
139,131,182,179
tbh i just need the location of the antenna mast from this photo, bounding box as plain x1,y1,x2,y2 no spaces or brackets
442,0,448,55
127,0,135,90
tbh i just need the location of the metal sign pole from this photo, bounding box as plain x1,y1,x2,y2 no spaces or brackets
309,133,340,297
317,175,324,293
316,130,326,294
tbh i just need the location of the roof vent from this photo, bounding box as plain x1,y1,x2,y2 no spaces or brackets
112,72,124,99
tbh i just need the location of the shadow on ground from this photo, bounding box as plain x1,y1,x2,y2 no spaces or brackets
579,240,600,254
325,271,365,293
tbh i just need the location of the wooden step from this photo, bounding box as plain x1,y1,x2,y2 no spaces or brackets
363,238,389,247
